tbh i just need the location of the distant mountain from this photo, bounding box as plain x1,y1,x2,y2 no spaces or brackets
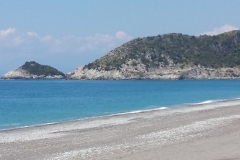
68,30,240,80
1,61,65,79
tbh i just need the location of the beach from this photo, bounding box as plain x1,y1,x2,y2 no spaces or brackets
1,100,240,160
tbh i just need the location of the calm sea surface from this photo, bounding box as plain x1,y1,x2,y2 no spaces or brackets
1,80,240,130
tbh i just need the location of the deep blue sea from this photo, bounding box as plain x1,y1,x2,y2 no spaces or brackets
1,80,240,130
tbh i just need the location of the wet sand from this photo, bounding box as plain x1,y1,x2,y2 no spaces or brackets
1,99,240,160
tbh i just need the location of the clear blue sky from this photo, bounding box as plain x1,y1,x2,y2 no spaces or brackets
1,0,240,75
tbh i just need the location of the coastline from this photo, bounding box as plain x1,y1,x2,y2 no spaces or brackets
0,98,235,131
1,99,240,159
2,79,240,132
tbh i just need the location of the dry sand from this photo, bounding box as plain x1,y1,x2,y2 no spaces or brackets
1,99,240,160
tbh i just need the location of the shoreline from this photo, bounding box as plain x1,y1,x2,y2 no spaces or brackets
0,97,238,132
1,99,240,159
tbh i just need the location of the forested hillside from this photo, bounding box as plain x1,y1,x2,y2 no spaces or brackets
85,30,240,71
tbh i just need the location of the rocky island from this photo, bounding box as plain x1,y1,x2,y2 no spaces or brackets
1,61,65,79
68,30,240,80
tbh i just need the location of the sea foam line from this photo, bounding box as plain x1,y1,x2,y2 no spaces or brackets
191,99,224,105
1,98,240,133
1,98,240,143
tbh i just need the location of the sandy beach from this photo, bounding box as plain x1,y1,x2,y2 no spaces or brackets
1,100,240,160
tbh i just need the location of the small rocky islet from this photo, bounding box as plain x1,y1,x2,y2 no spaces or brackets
2,30,240,80
1,61,65,80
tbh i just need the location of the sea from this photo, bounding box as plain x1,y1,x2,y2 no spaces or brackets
1,80,240,130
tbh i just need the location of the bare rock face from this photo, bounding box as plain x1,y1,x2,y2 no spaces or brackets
1,68,65,80
2,68,30,79
68,65,240,80
180,67,240,80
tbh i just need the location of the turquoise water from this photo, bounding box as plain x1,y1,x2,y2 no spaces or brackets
1,80,240,130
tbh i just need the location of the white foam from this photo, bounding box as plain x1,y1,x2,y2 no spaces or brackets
2,97,239,132
192,99,224,105
98,106,168,117
2,99,240,144
195,100,215,104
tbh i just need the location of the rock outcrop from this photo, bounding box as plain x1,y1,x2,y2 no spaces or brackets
68,65,240,80
2,68,65,79
1,61,65,80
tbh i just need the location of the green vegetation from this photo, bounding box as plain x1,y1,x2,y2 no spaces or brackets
21,61,65,76
85,30,240,70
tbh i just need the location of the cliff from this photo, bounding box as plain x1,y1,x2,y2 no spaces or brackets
1,61,65,79
68,30,240,80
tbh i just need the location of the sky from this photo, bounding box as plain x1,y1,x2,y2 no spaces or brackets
1,0,240,75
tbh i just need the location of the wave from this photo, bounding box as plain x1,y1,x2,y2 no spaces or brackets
125,107,168,114
191,99,224,105
184,97,240,107
2,97,240,131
